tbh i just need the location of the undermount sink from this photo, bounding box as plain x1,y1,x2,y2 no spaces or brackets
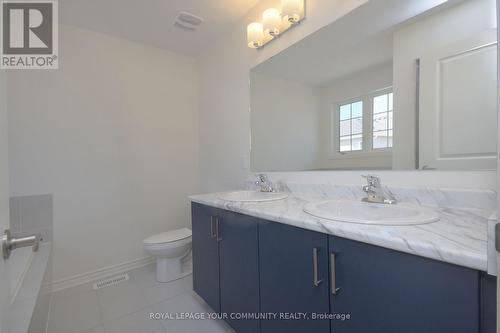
303,200,439,226
218,191,288,202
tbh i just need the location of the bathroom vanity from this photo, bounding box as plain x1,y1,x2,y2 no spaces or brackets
190,1,499,331
190,191,497,333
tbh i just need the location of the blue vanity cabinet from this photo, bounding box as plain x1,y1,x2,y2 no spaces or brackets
218,210,260,333
259,220,330,333
191,203,221,312
193,203,492,333
480,273,497,333
192,203,260,332
329,235,480,333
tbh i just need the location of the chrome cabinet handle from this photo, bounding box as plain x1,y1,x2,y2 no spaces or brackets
2,229,39,260
215,217,222,242
210,216,217,238
331,252,340,295
495,224,500,253
313,248,323,287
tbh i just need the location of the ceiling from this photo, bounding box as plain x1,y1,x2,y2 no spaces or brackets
253,28,394,87
252,0,456,86
60,0,262,56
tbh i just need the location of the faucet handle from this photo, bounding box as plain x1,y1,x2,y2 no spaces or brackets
362,174,380,186
257,174,268,183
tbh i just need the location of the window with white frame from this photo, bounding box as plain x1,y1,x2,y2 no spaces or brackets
334,88,393,155
339,101,363,152
372,92,393,149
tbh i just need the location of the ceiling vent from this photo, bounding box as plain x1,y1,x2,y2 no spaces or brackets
174,11,204,31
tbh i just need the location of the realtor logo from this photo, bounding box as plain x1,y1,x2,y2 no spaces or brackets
1,0,58,69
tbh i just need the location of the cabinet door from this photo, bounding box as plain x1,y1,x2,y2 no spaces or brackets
480,273,496,333
219,210,260,333
191,203,220,312
330,236,479,333
259,221,330,333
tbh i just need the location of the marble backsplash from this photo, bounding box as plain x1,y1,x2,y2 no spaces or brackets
246,177,497,212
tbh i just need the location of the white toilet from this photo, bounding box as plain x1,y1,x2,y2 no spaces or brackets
143,228,192,283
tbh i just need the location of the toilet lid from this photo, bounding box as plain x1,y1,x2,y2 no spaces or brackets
143,228,192,245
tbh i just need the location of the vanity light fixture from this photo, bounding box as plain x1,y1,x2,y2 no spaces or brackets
247,0,305,49
263,8,282,37
247,22,264,49
282,0,304,23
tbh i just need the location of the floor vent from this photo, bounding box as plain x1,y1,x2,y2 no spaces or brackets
92,273,129,290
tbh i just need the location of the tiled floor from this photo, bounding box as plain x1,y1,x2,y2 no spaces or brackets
47,264,235,333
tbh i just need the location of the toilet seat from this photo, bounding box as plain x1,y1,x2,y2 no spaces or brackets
143,237,191,252
143,228,192,245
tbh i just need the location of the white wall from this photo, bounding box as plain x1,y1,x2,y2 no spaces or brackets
0,70,8,232
318,63,393,169
393,0,497,169
197,0,369,191
250,72,320,171
196,0,489,192
7,25,199,282
0,57,10,333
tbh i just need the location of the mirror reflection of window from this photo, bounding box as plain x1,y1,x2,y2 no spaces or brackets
373,92,393,149
336,89,393,155
339,101,363,152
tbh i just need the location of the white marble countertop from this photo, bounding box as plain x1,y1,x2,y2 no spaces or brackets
189,192,491,272
487,213,498,275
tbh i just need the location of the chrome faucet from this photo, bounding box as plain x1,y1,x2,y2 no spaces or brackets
255,174,274,193
361,175,396,204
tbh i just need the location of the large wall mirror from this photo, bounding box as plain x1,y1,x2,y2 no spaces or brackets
250,0,497,171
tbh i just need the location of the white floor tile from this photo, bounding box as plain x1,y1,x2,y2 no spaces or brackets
53,281,95,297
152,292,234,333
82,325,106,333
96,278,148,321
180,274,193,290
47,287,102,333
158,315,234,333
129,264,158,289
47,265,228,333
130,261,192,290
103,307,165,333
143,275,192,305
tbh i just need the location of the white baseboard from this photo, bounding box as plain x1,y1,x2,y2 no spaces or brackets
50,256,155,292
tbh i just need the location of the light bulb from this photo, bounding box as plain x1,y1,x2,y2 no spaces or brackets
281,0,304,23
247,22,264,48
263,8,281,37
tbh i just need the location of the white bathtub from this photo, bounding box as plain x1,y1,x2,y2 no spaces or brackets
9,242,52,333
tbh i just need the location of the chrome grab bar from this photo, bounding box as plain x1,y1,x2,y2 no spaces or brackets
2,229,39,260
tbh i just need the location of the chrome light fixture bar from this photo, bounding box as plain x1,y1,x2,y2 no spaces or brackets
247,0,305,49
